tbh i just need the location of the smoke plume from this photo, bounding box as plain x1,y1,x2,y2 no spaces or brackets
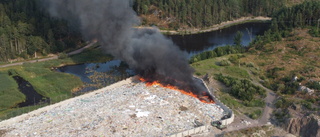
43,0,206,95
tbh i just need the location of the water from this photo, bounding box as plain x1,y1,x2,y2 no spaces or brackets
58,60,135,93
168,22,270,57
11,75,49,107
58,22,270,93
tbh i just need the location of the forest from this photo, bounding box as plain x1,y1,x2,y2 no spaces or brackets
253,1,320,49
133,0,286,28
1,0,318,62
0,0,82,62
272,1,320,30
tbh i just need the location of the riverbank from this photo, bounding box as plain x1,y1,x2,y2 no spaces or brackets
0,45,113,121
159,16,271,35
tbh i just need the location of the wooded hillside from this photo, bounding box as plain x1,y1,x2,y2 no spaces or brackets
0,0,82,62
273,1,320,30
133,0,314,29
133,0,286,28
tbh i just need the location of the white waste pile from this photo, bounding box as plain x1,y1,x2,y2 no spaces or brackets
1,82,224,136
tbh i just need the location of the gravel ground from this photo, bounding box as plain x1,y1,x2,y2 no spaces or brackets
0,79,224,136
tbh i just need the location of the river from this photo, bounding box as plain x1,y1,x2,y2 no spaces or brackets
168,22,270,57
58,22,270,93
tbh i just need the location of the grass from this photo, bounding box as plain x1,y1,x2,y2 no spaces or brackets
219,92,241,109
223,66,250,78
0,72,25,110
69,47,113,64
246,109,262,119
191,55,250,79
192,54,265,119
218,89,264,119
0,47,113,120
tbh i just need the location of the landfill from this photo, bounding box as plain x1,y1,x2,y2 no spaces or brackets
1,80,224,136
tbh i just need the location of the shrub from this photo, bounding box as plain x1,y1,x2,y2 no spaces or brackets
275,97,293,109
219,60,230,66
215,74,266,101
306,81,320,90
246,62,255,67
58,52,68,59
247,110,262,119
244,99,265,107
195,72,202,76
228,55,239,64
302,101,312,110
240,62,246,66
251,71,258,75
259,75,266,80
309,27,320,37
189,45,244,63
273,109,290,123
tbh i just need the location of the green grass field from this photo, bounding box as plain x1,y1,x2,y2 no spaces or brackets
0,47,113,120
0,72,25,110
191,54,250,79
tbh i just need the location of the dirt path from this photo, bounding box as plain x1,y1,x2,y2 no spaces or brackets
246,69,276,125
223,71,277,131
258,85,276,124
160,16,271,35
67,41,97,56
0,41,97,68
220,87,276,132
197,71,277,136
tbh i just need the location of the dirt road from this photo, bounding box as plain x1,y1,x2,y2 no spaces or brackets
196,73,277,136
67,41,97,56
0,41,97,68
160,16,271,35
221,73,277,132
258,86,276,124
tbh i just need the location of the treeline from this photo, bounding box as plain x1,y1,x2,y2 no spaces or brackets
252,1,320,49
0,0,82,62
189,45,244,63
273,1,320,30
134,0,286,28
189,31,244,63
215,73,266,102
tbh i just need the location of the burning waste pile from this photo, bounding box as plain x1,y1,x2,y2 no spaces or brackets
0,78,225,136
43,0,213,103
139,75,215,104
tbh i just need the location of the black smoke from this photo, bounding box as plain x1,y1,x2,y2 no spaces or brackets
43,0,207,96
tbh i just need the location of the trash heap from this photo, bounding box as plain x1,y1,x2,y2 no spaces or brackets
1,82,224,136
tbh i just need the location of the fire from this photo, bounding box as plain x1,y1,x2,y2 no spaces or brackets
139,77,214,104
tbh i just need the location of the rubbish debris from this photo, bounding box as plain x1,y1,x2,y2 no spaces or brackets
1,82,224,136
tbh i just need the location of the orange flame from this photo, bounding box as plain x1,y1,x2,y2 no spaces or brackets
139,77,214,104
